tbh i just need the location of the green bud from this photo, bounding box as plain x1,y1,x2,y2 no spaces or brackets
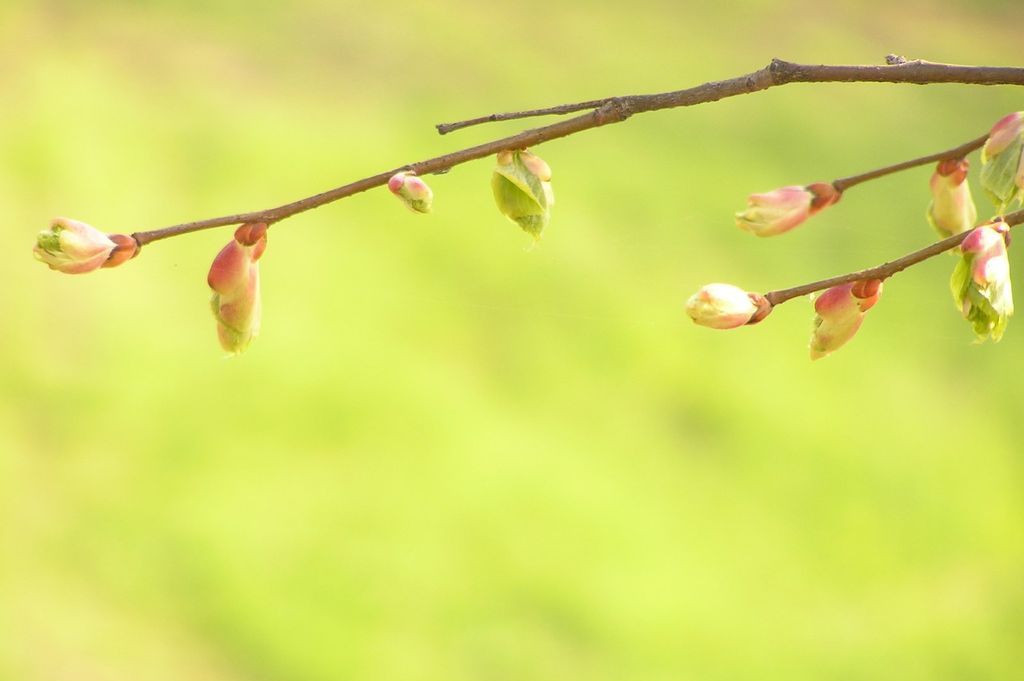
491,149,554,240
979,112,1024,213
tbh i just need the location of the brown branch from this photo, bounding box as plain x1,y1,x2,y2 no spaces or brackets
436,57,1024,134
831,134,988,192
132,57,1024,247
764,209,1024,307
132,101,634,246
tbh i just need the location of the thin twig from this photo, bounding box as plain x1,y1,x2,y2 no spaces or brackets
436,58,1024,134
132,58,1024,247
832,134,988,191
764,209,1024,307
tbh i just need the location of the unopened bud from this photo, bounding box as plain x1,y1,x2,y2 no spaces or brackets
33,217,118,274
951,220,1013,341
388,171,433,214
735,183,840,237
809,280,882,360
208,222,268,355
927,158,977,238
685,283,760,329
491,148,554,240
980,112,1024,213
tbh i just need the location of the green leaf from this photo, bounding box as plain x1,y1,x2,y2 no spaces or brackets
491,151,553,240
979,137,1023,213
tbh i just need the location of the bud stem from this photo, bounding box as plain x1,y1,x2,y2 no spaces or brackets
764,209,1024,307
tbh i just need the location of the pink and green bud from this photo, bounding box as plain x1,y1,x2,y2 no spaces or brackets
982,112,1024,160
951,220,1013,341
387,171,433,214
685,283,766,329
808,279,882,360
980,112,1024,212
208,222,268,355
33,217,120,274
492,148,554,240
927,158,977,238
735,182,840,237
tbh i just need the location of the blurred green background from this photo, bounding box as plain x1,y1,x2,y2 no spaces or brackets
2,1,1023,679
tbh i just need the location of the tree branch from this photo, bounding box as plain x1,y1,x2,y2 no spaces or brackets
436,57,1024,134
831,134,988,192
764,209,1024,307
131,57,1024,248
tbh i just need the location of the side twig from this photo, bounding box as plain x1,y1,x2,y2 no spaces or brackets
764,209,1024,307
436,58,1024,134
831,134,988,191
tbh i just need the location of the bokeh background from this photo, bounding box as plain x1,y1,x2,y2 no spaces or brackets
2,1,1023,679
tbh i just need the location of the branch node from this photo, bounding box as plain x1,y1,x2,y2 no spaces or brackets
768,58,795,82
595,97,633,124
885,54,908,65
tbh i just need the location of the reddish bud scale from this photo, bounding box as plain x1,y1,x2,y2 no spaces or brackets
807,183,841,213
851,278,882,301
234,222,268,248
936,158,969,182
102,234,140,269
746,293,774,325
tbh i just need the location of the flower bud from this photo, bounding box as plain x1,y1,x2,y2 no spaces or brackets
491,148,554,240
208,222,268,354
33,217,118,274
735,183,840,237
951,220,1013,341
387,171,433,214
685,283,760,329
980,112,1024,212
809,280,882,360
927,159,977,238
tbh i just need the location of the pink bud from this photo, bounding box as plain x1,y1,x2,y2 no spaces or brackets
33,217,118,274
809,280,882,360
982,112,1024,161
387,171,433,214
961,220,1009,287
927,159,976,238
208,222,267,354
685,283,759,329
735,183,840,237
952,220,1014,341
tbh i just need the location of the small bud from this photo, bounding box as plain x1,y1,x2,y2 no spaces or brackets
980,112,1024,213
927,159,977,238
951,220,1013,342
208,222,268,355
387,171,433,214
33,217,118,274
809,280,882,360
735,183,840,237
491,148,554,240
685,283,760,329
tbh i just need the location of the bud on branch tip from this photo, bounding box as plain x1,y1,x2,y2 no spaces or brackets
735,183,840,237
33,218,136,274
686,283,765,329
